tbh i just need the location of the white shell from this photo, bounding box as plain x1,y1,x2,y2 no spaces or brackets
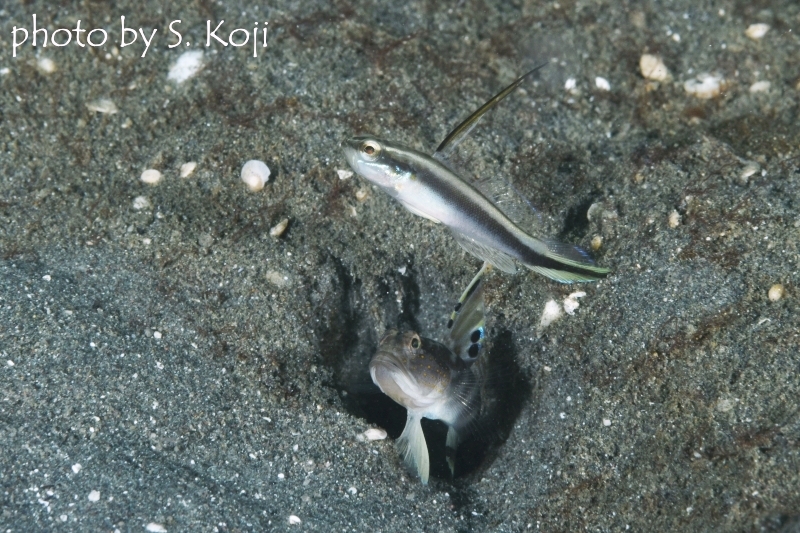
86,98,118,114
639,54,670,82
168,50,204,83
241,160,271,191
140,169,163,185
745,23,769,40
180,161,197,178
684,73,724,99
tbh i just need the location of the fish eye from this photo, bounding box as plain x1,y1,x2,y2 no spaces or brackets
360,141,381,160
409,335,420,350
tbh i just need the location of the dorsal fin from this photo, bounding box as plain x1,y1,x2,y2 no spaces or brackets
446,263,491,362
433,64,547,159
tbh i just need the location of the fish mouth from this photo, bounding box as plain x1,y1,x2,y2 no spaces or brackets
369,350,419,403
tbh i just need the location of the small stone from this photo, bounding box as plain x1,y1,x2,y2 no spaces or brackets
168,50,204,83
717,398,733,412
87,490,100,502
337,169,354,180
269,218,289,237
740,162,760,185
564,78,577,92
639,54,670,81
153,331,162,340
668,210,681,228
288,515,302,525
537,300,563,335
86,98,118,114
355,188,369,202
603,419,612,427
241,160,271,192
37,57,56,74
745,23,770,40
145,524,167,533
684,73,724,99
180,162,197,178
132,196,151,210
595,76,611,91
71,463,82,474
768,284,784,302
591,235,603,251
140,169,163,185
563,291,586,316
749,81,770,93
363,428,387,441
348,486,358,495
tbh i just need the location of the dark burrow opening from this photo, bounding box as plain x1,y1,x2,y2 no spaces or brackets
317,258,531,485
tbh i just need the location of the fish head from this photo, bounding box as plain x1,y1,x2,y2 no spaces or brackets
342,135,412,193
369,330,456,412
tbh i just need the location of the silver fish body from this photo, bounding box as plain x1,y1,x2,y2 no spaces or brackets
342,69,611,283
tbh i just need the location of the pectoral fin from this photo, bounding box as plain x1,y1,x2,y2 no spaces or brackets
397,413,430,484
400,201,442,224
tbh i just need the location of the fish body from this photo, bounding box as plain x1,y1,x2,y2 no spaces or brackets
369,268,488,483
342,68,610,283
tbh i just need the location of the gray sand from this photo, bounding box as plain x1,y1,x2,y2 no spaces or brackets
1,1,799,531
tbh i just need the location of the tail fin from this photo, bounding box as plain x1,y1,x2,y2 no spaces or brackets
397,413,430,484
524,237,611,283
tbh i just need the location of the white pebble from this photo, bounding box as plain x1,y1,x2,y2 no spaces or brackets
668,210,681,228
740,162,760,184
168,50,204,84
537,300,563,334
603,419,612,427
87,490,100,502
153,331,162,339
288,515,302,525
639,54,670,81
270,218,289,237
684,73,724,99
278,473,285,479
745,23,770,40
43,275,52,281
563,291,586,316
0,67,10,76
564,77,577,91
60,515,68,522
364,428,387,441
6,360,14,367
241,160,271,192
140,169,163,185
348,486,358,495
717,398,733,412
179,162,197,178
145,524,167,533
595,76,611,91
337,169,354,180
71,463,82,474
266,270,291,288
768,284,785,302
749,81,770,93
86,98,119,114
133,196,151,210
37,57,56,74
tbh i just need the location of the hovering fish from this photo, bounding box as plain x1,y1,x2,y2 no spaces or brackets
370,265,490,484
342,67,610,283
